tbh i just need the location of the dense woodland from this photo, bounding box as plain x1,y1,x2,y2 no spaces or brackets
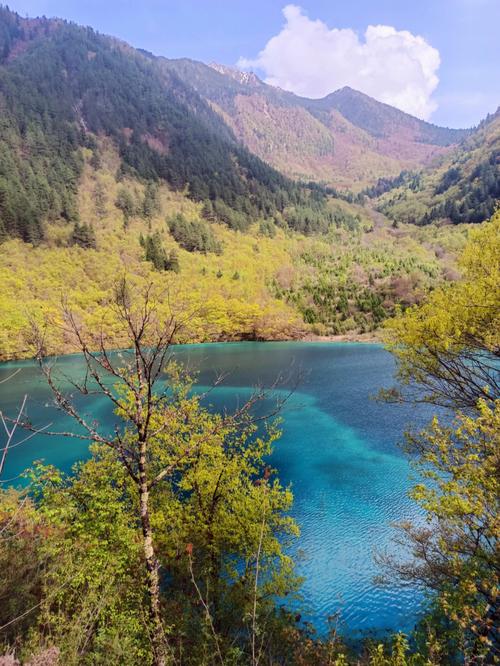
0,6,497,348
161,60,470,190
0,6,339,245
0,139,471,358
0,213,498,665
376,111,500,226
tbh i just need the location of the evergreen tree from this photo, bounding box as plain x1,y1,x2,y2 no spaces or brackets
165,248,180,273
0,6,337,244
168,213,222,254
142,182,160,219
115,188,136,226
142,232,179,271
94,182,107,219
71,222,96,249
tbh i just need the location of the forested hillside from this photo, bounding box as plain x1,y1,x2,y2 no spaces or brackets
162,59,469,189
1,212,498,665
0,4,499,664
0,139,471,359
373,108,500,225
0,6,496,359
0,7,335,244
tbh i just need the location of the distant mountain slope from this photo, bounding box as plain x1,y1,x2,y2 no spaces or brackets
374,109,500,225
311,86,465,145
0,5,494,248
0,8,328,243
161,59,470,189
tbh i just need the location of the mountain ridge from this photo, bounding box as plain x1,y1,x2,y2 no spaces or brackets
208,63,469,141
374,106,499,225
0,7,338,242
0,4,480,192
0,4,496,359
162,58,472,188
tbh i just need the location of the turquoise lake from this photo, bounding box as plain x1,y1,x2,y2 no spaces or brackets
0,342,433,639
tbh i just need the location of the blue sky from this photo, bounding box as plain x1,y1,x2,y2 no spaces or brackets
7,0,500,128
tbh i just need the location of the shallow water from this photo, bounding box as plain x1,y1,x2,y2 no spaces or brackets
0,342,433,638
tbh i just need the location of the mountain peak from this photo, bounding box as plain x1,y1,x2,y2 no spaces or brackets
316,86,469,144
208,63,262,87
335,85,357,94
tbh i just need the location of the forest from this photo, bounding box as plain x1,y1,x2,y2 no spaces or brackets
0,6,340,244
0,6,496,352
0,212,498,665
375,111,500,227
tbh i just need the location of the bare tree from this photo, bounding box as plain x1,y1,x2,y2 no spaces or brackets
250,484,268,666
26,280,293,665
25,281,189,665
0,371,51,482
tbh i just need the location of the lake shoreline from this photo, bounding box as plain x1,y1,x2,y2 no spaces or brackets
0,332,383,364
297,332,381,344
0,341,421,636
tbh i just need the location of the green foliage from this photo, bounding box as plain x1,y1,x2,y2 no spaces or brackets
405,402,499,662
140,231,178,271
0,487,46,644
259,219,276,238
0,139,470,359
202,198,252,231
0,6,23,61
382,211,500,664
0,7,332,245
273,227,444,335
435,166,461,195
94,181,107,218
0,364,299,664
115,187,136,225
367,634,425,665
166,248,180,273
0,12,85,242
0,96,82,244
283,204,330,235
380,400,500,664
361,171,421,199
421,150,499,224
168,212,222,254
70,222,96,249
26,456,148,665
385,212,500,408
378,111,500,226
142,182,161,219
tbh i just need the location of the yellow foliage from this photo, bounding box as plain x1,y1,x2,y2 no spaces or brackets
0,141,472,360
384,211,500,407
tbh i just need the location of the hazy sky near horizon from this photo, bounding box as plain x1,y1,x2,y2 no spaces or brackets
7,0,500,128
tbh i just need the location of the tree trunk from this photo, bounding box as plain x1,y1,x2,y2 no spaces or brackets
139,449,167,666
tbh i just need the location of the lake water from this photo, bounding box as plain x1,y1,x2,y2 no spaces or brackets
0,342,433,639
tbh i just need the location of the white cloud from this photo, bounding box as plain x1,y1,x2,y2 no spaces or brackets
237,5,441,120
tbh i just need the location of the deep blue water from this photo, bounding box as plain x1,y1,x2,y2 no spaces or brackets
0,342,433,639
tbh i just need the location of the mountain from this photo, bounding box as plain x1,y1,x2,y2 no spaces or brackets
373,108,500,225
0,7,335,243
0,6,496,358
160,59,470,189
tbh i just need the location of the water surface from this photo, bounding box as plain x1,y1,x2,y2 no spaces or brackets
0,342,432,638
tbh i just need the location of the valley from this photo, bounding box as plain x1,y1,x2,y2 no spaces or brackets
0,8,491,361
